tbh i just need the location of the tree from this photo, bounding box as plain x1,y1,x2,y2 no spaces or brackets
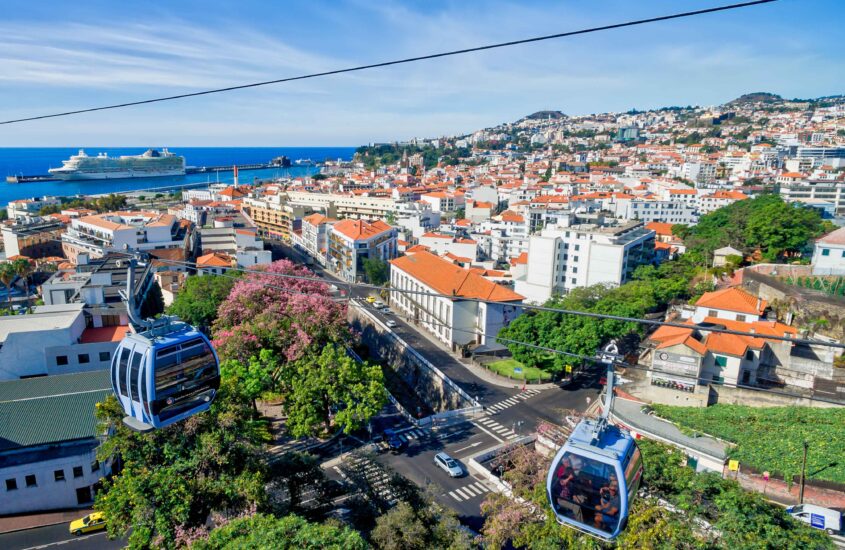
190,513,367,550
212,259,348,364
167,274,237,331
11,258,34,309
362,256,389,286
0,263,16,309
372,500,474,550
282,343,386,437
219,351,274,411
94,363,271,549
139,281,165,320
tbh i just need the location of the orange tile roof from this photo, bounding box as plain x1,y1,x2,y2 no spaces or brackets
646,221,676,237
510,251,528,266
470,200,494,209
81,325,130,344
196,252,232,267
706,190,748,200
668,188,697,195
332,219,393,241
500,210,524,223
391,251,523,302
695,287,766,315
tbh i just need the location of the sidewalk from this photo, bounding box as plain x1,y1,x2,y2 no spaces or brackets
0,508,90,534
394,311,558,391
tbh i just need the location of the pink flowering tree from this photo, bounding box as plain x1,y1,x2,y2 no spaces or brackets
212,259,348,366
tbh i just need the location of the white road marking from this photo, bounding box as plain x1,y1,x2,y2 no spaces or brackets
454,441,482,453
449,491,463,501
455,487,473,499
24,532,108,550
471,421,504,443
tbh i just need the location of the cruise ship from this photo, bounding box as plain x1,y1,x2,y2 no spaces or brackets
48,148,186,180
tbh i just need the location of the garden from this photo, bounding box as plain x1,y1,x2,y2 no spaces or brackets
486,357,553,382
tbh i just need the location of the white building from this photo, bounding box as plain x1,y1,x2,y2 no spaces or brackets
0,304,125,380
390,250,523,349
420,191,465,213
329,219,398,282
515,220,655,304
61,211,193,262
698,190,749,214
418,232,478,262
294,213,336,265
0,371,111,514
6,197,61,220
811,227,845,275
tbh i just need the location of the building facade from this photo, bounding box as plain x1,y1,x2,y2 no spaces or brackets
329,219,397,282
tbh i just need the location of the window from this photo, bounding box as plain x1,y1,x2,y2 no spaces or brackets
736,314,747,322
56,355,69,366
78,354,90,364
822,248,830,256
25,475,37,487
5,479,16,491
708,310,719,318
99,351,111,362
91,460,100,473
714,356,728,368
73,466,83,478
54,469,65,482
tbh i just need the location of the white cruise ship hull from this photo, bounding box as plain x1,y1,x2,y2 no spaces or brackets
49,168,186,181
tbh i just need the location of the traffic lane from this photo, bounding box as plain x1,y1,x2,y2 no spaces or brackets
379,423,500,532
0,522,123,550
362,302,515,405
491,382,603,434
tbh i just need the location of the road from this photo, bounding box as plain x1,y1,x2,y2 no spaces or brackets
0,523,124,550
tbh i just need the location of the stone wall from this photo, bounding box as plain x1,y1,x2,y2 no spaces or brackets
349,305,471,413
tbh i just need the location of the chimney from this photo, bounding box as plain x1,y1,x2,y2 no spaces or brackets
756,297,762,312
233,165,239,186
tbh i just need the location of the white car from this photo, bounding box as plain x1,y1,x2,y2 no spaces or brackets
434,452,463,477
373,300,386,309
385,319,398,329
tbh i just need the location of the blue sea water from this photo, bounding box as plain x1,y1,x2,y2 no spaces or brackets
0,147,356,205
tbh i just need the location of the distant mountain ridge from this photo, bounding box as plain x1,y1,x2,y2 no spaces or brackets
727,92,783,104
521,110,566,121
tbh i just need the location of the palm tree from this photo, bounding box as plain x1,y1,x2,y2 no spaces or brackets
0,262,16,311
12,258,34,309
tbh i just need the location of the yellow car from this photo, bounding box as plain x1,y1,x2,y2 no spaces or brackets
69,511,107,535
365,296,376,304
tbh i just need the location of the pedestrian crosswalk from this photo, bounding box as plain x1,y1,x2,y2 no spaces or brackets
485,388,542,414
447,480,492,502
335,454,398,506
394,427,426,443
474,415,520,440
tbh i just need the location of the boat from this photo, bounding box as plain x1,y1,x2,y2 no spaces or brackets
294,158,314,166
48,148,186,180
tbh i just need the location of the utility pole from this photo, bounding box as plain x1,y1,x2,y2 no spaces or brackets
799,441,809,504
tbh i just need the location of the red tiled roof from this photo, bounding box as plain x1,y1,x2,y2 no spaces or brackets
332,219,393,241
391,251,523,302
81,325,130,344
695,287,766,315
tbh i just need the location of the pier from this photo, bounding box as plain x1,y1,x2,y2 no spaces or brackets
6,160,299,184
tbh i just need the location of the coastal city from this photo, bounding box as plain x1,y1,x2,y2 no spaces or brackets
1,1,844,549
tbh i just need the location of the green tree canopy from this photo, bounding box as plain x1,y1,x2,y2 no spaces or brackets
167,274,237,331
362,256,390,286
190,513,367,550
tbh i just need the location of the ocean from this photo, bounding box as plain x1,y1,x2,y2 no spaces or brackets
0,147,357,205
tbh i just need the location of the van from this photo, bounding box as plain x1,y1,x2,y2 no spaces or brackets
786,503,842,535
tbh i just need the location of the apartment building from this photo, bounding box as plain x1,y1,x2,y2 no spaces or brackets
811,226,845,275
243,196,308,242
6,197,61,220
329,219,397,282
420,191,464,213
390,250,523,349
780,179,845,215
0,371,111,514
698,190,749,214
1,219,66,259
292,213,336,266
616,199,699,225
465,199,494,222
418,232,478,262
515,220,655,304
60,211,193,262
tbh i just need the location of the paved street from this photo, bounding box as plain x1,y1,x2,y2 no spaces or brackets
0,523,123,550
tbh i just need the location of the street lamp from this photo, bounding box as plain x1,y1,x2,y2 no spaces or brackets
799,441,809,504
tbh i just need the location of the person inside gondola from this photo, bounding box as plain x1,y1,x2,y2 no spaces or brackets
594,475,620,531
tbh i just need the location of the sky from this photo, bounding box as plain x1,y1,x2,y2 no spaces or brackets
1,0,843,146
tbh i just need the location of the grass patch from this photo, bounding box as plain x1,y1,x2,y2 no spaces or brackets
652,404,845,485
487,358,552,382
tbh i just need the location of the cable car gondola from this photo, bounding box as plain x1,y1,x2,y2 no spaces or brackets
546,342,644,540
110,256,220,431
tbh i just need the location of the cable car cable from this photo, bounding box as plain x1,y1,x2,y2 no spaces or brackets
1,0,776,126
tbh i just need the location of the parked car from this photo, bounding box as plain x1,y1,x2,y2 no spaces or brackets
383,428,407,454
786,504,842,535
434,452,463,477
69,512,107,536
385,319,398,329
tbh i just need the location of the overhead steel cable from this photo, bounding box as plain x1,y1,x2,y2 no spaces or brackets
138,254,845,350
0,0,776,125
